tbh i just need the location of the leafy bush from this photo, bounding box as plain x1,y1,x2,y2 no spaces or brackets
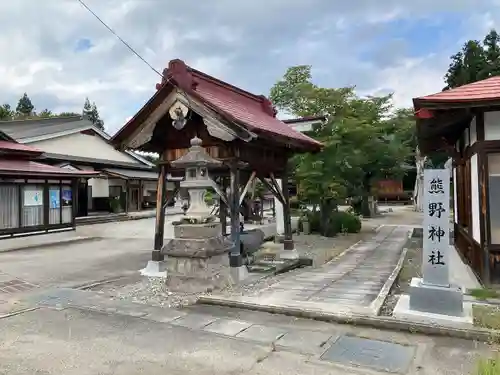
305,209,361,236
109,197,122,213
204,189,215,206
306,210,321,233
335,211,362,234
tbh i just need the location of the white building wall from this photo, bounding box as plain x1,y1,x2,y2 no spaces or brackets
471,154,481,243
485,111,500,140
26,132,139,164
89,178,109,198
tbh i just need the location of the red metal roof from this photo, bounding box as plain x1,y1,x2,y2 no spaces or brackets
415,76,500,103
0,159,98,177
113,59,322,151
0,140,43,154
189,71,322,147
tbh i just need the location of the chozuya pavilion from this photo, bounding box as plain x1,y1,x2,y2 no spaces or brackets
111,59,322,278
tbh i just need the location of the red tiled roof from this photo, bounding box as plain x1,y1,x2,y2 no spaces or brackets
0,140,43,154
0,159,98,177
113,59,322,151
415,76,500,103
188,71,322,148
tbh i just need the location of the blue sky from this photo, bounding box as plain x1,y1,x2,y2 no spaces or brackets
0,1,496,133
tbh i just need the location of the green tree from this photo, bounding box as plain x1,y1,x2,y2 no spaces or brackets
58,112,81,117
0,104,13,120
82,97,104,130
15,93,34,117
444,29,500,89
38,109,53,118
270,65,411,223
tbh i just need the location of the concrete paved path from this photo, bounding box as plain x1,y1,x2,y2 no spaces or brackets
0,287,493,375
204,225,411,315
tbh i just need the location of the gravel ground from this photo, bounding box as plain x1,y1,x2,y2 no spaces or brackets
89,231,375,308
90,208,423,310
379,235,423,316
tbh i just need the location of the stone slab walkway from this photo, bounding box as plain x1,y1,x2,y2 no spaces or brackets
2,287,493,375
204,225,411,315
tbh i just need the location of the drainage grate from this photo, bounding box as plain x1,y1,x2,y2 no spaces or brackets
0,279,37,294
320,335,415,373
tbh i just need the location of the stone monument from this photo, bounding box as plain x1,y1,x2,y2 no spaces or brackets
162,136,234,291
394,168,472,327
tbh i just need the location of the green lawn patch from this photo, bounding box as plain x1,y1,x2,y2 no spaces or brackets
476,357,500,375
474,305,500,330
469,288,500,301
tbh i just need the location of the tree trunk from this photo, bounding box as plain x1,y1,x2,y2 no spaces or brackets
319,198,338,237
361,176,372,218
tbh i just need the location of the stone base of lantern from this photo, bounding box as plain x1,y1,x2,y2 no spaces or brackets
393,277,473,328
162,222,240,292
140,260,167,278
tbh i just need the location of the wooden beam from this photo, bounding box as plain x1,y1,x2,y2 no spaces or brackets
239,171,256,206
269,173,286,205
257,174,284,204
153,164,167,258
229,164,242,267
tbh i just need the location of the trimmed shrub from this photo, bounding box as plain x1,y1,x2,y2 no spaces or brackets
334,211,362,233
305,209,361,236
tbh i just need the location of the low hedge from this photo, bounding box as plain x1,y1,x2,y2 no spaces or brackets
305,209,361,237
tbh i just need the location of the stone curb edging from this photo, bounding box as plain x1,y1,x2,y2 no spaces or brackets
370,247,408,315
197,295,500,343
0,236,101,254
0,307,39,319
369,226,413,315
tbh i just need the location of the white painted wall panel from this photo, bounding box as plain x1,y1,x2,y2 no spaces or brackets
485,111,500,140
89,178,109,198
28,132,139,164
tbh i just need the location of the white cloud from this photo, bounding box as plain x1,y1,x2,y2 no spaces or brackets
0,0,496,134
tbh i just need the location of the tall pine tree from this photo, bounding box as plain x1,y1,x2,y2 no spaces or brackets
0,104,13,120
82,97,104,130
15,93,34,117
445,29,500,89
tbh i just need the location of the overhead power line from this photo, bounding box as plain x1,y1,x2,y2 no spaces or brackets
75,0,164,79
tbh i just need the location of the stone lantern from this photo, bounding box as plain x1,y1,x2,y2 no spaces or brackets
162,136,233,291
171,135,221,222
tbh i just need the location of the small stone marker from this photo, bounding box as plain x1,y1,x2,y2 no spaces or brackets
422,168,450,287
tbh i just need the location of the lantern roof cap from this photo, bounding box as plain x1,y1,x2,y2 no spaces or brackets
170,136,222,168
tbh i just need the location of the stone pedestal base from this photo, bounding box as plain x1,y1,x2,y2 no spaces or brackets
393,277,472,328
230,265,249,283
409,277,464,316
140,261,167,278
279,248,299,260
162,222,246,291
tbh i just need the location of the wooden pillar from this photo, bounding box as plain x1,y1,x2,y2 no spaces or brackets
125,180,130,213
282,167,294,250
153,164,167,260
71,179,78,227
220,177,227,237
229,165,242,267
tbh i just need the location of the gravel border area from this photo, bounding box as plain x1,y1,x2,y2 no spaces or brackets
379,235,423,316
